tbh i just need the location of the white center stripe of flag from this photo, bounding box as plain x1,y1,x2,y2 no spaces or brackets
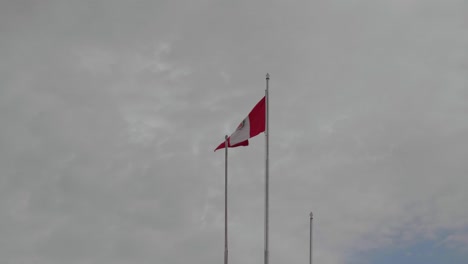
229,117,250,145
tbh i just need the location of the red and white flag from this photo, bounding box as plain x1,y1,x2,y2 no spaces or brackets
214,96,266,151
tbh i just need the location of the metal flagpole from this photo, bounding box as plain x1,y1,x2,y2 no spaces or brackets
224,135,229,264
310,212,313,264
264,73,270,264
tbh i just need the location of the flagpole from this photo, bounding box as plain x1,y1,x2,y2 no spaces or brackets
224,135,229,264
310,212,313,264
264,73,270,264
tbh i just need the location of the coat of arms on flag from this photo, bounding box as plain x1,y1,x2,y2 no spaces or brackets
237,119,246,130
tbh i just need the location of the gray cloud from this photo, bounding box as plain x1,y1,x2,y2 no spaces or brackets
1,0,467,264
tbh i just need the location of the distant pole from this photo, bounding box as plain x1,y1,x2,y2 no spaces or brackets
309,212,313,264
224,135,229,264
264,73,270,264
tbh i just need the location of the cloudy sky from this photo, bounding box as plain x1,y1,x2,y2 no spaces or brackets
1,0,467,264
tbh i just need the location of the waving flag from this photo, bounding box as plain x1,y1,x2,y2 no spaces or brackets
214,96,266,151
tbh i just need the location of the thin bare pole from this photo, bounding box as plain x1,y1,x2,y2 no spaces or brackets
310,212,313,264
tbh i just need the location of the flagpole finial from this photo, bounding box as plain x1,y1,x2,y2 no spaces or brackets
266,73,270,80
310,212,313,219
225,135,228,140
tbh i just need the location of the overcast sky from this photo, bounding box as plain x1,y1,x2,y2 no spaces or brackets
1,1,467,264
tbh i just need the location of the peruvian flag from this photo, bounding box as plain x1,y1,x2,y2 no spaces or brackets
214,96,266,151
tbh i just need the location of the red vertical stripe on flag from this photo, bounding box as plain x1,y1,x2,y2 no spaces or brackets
248,96,265,138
